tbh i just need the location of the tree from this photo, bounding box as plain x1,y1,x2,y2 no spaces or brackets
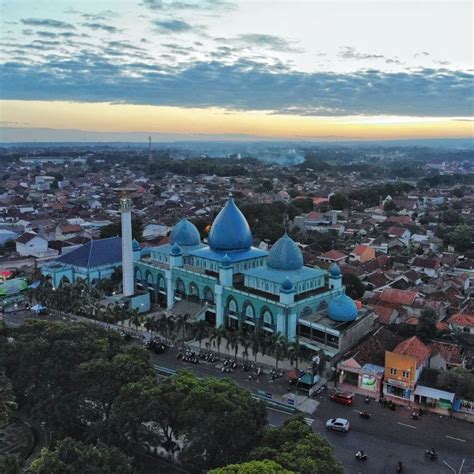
0,455,20,474
226,329,240,359
250,414,343,474
30,438,133,474
192,320,210,348
209,459,293,473
383,200,397,213
416,309,437,341
175,313,191,342
342,273,366,299
177,374,267,471
437,368,474,401
447,224,474,253
288,338,303,370
268,332,288,369
329,193,350,210
440,209,464,226
100,218,143,241
210,326,227,358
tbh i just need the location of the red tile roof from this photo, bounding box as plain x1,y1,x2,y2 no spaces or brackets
448,312,474,328
320,249,347,260
15,232,38,244
387,226,408,237
306,211,323,220
354,244,370,256
373,305,396,325
393,336,431,366
430,341,463,366
380,288,418,306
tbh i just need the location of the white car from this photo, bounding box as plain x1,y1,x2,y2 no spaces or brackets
326,418,350,432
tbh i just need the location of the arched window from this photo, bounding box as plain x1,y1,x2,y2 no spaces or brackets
204,287,214,304
135,268,142,283
244,302,255,320
262,308,274,328
318,300,329,312
158,275,166,290
146,272,154,287
300,306,312,319
228,298,238,314
176,278,185,295
189,282,199,295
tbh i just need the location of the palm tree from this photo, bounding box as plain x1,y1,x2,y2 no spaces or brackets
226,329,240,359
239,330,251,362
144,317,156,337
155,312,168,338
210,326,227,359
250,331,260,363
129,311,141,330
288,338,302,370
166,315,177,341
193,320,210,349
175,313,191,342
269,332,288,370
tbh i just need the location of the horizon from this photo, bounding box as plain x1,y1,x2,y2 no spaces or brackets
1,0,473,141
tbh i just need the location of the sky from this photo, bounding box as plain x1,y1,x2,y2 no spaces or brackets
0,0,473,141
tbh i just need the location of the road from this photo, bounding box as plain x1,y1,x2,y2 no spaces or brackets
268,394,474,474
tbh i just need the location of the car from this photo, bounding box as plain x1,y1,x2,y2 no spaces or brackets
330,391,353,406
326,418,350,432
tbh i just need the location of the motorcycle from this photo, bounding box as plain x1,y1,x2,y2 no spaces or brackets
365,396,370,404
410,412,420,420
425,449,437,461
355,451,367,461
359,411,371,419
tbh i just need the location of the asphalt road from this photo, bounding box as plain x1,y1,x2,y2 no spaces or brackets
268,394,474,474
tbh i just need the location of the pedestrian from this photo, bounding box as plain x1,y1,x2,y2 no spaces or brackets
248,374,252,382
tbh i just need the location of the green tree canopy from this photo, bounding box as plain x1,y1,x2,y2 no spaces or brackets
416,309,437,341
30,438,133,474
209,459,293,473
100,218,143,241
249,415,343,474
437,368,474,401
342,273,366,299
446,224,474,253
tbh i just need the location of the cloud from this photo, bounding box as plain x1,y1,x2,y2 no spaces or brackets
231,34,302,53
141,0,236,11
82,22,121,33
0,56,472,117
339,46,385,61
20,18,76,29
153,19,194,33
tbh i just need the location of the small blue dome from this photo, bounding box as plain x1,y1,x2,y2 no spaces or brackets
132,239,141,251
328,294,358,322
281,277,293,291
267,234,303,271
329,263,341,277
221,254,231,267
170,219,200,247
208,195,253,252
171,243,181,255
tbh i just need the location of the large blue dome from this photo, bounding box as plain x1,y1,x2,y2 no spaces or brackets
208,196,253,252
267,234,303,271
328,294,358,322
170,219,201,247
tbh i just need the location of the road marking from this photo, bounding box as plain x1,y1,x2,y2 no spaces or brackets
396,422,417,429
459,458,465,474
446,435,466,443
304,418,314,426
442,459,457,474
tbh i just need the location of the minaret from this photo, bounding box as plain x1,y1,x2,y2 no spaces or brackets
148,136,152,162
120,193,134,297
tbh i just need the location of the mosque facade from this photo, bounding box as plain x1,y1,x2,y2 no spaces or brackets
135,195,376,359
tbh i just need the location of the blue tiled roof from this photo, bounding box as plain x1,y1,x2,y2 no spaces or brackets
188,246,267,262
55,237,122,268
170,219,201,247
267,234,303,271
208,196,253,252
242,265,325,285
328,294,358,322
151,242,205,256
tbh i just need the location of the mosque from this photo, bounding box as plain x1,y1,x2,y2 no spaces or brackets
135,194,376,361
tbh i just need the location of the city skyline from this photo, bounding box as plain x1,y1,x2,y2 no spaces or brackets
1,0,473,141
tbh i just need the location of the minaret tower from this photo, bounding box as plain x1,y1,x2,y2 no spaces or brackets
120,191,134,297
148,136,152,162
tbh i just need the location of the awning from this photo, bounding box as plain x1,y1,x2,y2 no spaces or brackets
414,385,455,402
288,368,305,380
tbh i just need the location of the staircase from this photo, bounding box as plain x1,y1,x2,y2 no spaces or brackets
169,299,205,321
